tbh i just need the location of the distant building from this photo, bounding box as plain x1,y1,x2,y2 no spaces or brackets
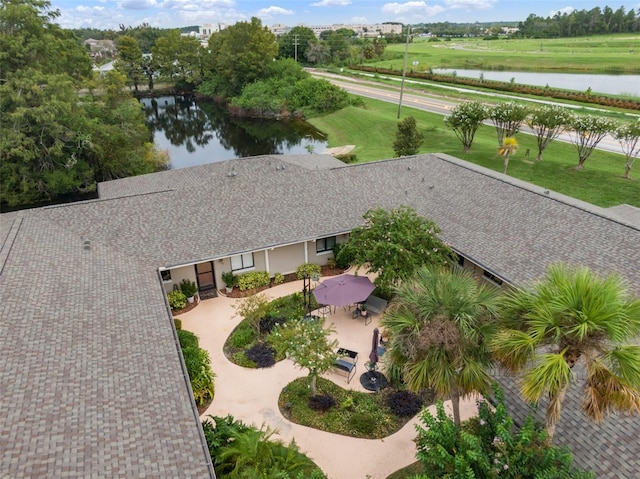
288,22,403,38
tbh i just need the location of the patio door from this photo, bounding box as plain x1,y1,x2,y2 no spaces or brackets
195,261,216,291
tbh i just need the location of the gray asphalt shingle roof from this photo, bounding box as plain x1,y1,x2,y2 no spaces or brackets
1,152,638,478
0,214,214,478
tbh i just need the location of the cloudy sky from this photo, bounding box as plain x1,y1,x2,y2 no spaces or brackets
51,1,639,30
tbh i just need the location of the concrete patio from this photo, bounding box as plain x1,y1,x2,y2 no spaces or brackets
179,273,479,479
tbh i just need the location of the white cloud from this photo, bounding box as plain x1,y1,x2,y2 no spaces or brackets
310,0,351,7
118,0,157,10
550,6,575,17
382,2,445,17
258,6,294,17
444,0,497,9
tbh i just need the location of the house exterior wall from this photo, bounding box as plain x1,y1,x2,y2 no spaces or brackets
164,265,197,293
267,243,305,275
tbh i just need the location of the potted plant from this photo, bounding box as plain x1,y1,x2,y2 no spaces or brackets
222,271,236,293
180,279,198,303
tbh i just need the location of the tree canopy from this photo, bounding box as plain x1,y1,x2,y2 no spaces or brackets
339,206,454,297
1,0,165,207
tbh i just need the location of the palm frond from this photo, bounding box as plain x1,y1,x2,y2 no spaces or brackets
490,329,537,373
520,352,572,403
583,358,640,422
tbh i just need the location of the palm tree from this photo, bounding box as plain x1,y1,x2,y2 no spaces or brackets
499,136,518,174
491,263,640,443
382,266,502,426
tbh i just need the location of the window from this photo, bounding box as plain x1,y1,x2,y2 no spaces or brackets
457,254,465,267
483,270,503,286
316,236,336,253
231,253,254,271
161,270,172,282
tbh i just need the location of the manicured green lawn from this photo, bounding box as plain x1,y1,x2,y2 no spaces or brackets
309,98,640,208
377,34,640,74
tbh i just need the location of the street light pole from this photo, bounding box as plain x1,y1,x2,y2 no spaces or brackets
397,24,411,119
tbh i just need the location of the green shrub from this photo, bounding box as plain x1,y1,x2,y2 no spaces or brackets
232,351,257,368
173,318,182,330
167,290,187,310
178,330,215,406
221,271,236,288
336,153,357,163
333,242,353,269
349,412,376,435
179,279,198,297
273,272,285,285
229,323,256,349
237,271,271,291
296,263,321,280
178,329,200,350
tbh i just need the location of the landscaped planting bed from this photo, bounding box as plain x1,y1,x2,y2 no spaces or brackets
278,377,435,439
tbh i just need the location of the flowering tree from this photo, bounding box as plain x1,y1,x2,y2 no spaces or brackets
444,101,488,152
269,318,337,396
525,105,572,161
340,206,454,297
489,101,529,146
613,118,640,178
569,115,617,170
414,384,594,478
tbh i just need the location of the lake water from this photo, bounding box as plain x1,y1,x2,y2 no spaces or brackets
141,96,328,169
431,69,640,96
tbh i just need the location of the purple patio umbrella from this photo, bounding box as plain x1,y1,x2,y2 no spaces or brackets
312,274,375,308
369,328,380,367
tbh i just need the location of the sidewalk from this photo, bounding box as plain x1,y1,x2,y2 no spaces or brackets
179,276,479,479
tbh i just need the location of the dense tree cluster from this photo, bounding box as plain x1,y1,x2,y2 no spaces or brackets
517,5,639,38
0,0,166,207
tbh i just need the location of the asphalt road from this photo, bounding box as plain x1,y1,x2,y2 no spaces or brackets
308,69,629,156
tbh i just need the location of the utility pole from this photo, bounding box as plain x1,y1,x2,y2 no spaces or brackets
293,34,299,62
397,24,411,119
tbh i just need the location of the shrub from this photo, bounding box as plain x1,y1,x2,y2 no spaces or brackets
237,271,271,291
296,263,321,280
178,329,200,350
229,323,256,349
173,318,182,330
415,384,594,479
167,290,187,310
178,330,215,406
245,342,276,368
221,271,236,288
260,313,286,334
386,390,423,417
332,242,353,269
349,412,376,435
273,272,285,285
232,351,257,368
179,279,198,297
308,394,337,412
336,153,357,163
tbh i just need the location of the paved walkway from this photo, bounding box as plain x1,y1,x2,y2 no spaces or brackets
179,273,479,479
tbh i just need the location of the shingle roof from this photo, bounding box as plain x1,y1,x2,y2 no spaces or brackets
0,214,214,478
43,153,640,293
1,152,638,478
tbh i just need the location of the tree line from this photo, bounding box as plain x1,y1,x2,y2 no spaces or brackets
517,5,640,38
0,0,168,208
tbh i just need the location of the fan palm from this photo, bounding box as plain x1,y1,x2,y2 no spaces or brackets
382,266,502,426
491,263,640,443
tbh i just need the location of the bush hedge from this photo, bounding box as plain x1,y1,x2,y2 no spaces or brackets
237,271,271,291
167,290,187,310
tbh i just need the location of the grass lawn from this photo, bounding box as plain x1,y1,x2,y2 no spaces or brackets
386,461,425,479
309,98,640,208
377,34,640,74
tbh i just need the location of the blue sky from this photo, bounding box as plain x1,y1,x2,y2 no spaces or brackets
51,1,640,30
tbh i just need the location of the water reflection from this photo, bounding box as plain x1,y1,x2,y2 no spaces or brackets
141,96,328,169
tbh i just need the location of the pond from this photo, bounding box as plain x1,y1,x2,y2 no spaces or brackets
141,95,329,169
431,69,640,96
